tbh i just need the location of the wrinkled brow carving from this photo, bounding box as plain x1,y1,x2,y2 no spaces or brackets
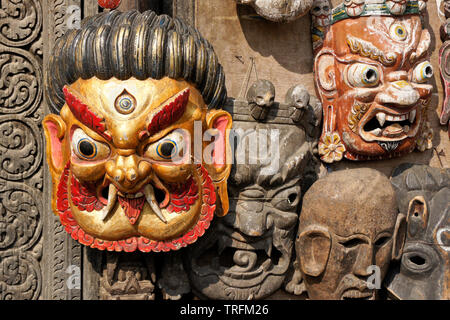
63,86,112,141
147,88,190,137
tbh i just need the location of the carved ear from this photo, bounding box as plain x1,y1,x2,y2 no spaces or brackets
406,196,428,239
315,52,337,133
205,109,233,216
297,226,331,277
392,213,407,261
43,114,67,176
315,52,337,96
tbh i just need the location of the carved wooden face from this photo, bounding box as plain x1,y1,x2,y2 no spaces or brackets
296,169,406,300
387,188,450,300
43,77,232,252
316,16,433,162
186,122,312,299
311,0,331,27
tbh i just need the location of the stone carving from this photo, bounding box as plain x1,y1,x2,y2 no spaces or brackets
285,84,322,140
0,0,43,300
247,79,275,121
295,168,406,299
235,0,314,22
42,10,232,253
386,164,449,300
314,0,434,162
185,80,322,299
100,252,156,300
439,0,450,138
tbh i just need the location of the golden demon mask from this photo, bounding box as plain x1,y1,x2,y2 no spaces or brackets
43,11,232,252
314,0,434,162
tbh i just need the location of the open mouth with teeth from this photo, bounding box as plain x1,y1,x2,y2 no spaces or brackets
358,106,420,152
56,162,216,252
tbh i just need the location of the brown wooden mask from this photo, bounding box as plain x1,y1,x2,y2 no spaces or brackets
185,82,322,300
296,168,406,300
314,1,433,162
42,10,232,253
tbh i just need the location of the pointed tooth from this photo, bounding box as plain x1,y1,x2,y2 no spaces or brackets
98,184,117,221
264,238,272,257
409,109,416,123
376,113,386,127
368,128,382,136
266,244,272,258
144,184,167,223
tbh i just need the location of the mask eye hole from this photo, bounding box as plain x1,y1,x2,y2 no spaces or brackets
409,255,426,266
341,238,364,248
412,61,433,83
390,24,408,41
270,186,301,211
374,236,390,247
288,193,297,204
347,63,380,87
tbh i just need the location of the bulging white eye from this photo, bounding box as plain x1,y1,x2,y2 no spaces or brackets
390,23,408,41
71,128,110,161
412,61,433,83
347,63,380,87
144,130,186,161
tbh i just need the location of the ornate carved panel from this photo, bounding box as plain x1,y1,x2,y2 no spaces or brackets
0,0,101,301
0,0,43,300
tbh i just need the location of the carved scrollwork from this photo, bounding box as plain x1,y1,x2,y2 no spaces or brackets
0,117,42,181
0,46,42,116
0,0,42,47
0,251,41,300
0,182,42,252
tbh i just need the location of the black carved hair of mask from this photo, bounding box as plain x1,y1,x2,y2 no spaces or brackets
45,10,227,113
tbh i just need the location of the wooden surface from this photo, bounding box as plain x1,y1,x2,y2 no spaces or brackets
194,0,449,177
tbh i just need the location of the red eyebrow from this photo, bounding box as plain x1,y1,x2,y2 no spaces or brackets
63,86,111,141
147,88,190,136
